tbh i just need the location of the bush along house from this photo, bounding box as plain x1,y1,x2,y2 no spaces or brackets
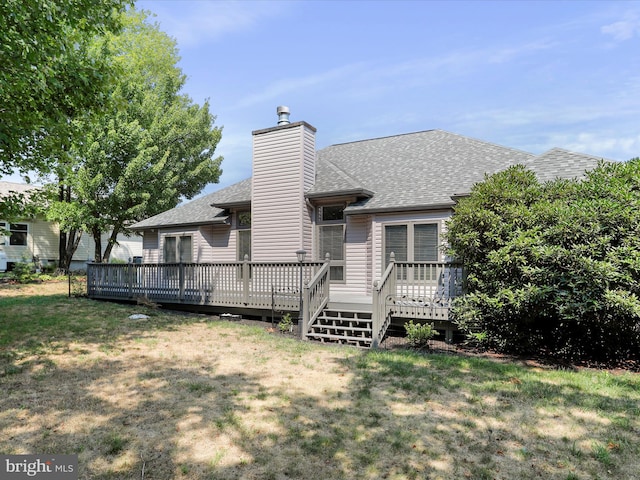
86,106,606,347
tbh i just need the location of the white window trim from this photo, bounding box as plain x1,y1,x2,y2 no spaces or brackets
162,235,193,264
382,221,441,264
0,221,29,248
316,203,346,283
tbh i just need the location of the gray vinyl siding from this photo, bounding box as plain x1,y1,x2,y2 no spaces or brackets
330,214,373,296
251,123,315,262
198,225,236,263
371,210,452,280
159,228,201,263
142,230,159,263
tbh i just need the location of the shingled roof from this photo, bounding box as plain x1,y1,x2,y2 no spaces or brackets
131,129,608,229
312,129,535,213
0,181,39,198
131,178,251,230
526,148,604,182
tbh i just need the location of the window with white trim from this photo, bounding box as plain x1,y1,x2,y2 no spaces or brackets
0,222,28,246
384,223,439,279
163,235,192,263
236,210,251,261
317,205,345,282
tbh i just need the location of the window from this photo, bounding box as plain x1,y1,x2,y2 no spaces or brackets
163,235,192,263
317,205,345,281
236,210,251,261
384,223,439,279
237,230,251,261
0,223,28,247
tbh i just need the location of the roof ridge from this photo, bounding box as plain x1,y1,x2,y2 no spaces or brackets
325,129,437,148
534,147,608,161
434,129,536,157
321,158,365,190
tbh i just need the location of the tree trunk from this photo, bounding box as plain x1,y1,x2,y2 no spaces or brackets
57,184,82,273
101,226,121,263
92,227,103,263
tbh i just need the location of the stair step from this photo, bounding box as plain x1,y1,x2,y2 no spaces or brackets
307,332,373,346
321,310,372,319
311,324,372,333
318,314,372,322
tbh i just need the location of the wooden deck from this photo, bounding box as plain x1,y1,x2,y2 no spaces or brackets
87,258,464,347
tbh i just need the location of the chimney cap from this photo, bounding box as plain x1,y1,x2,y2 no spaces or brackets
276,105,290,125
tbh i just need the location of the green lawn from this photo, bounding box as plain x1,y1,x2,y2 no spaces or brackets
1,282,639,479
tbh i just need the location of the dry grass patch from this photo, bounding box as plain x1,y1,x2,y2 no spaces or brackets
1,281,639,479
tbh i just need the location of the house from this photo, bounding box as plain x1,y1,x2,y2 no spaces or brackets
87,107,605,347
0,181,142,272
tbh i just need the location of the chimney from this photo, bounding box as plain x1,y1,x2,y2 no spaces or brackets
251,107,316,261
276,105,290,125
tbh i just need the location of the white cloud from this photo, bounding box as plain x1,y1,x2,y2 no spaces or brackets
233,63,367,109
488,40,556,64
601,12,640,41
139,0,292,47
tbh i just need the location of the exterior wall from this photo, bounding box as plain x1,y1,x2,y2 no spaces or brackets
142,230,159,263
1,218,59,264
199,224,236,262
328,214,373,296
370,209,453,281
251,122,316,262
158,227,201,263
141,225,239,264
1,217,142,269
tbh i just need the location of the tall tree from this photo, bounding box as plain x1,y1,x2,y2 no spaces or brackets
0,0,129,176
47,9,223,267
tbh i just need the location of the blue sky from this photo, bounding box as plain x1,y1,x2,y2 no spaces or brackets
6,1,640,197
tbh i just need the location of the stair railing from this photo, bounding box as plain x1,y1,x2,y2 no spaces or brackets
372,252,397,348
301,253,331,339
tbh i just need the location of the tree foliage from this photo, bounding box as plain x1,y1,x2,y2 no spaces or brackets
46,9,223,266
0,0,130,174
446,161,640,364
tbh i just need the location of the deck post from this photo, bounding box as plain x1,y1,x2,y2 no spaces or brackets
242,254,250,304
372,280,380,347
301,280,310,339
127,261,133,299
179,262,185,301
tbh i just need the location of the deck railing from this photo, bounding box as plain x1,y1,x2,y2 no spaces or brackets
372,254,464,346
87,256,464,346
301,254,331,337
87,260,325,310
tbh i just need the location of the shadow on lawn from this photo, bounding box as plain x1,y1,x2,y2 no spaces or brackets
1,321,639,479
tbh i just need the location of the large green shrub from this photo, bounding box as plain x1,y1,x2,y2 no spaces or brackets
446,160,640,364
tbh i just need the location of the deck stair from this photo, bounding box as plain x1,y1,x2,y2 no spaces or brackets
307,308,374,348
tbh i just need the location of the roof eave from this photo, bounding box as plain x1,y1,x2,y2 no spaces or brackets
345,202,455,215
306,188,374,200
210,200,251,209
130,216,230,231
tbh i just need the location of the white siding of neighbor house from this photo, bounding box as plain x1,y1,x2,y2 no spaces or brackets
1,218,141,267
1,219,59,263
75,232,142,263
370,209,453,281
251,123,315,262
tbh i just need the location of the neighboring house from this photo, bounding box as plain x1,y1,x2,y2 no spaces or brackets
0,181,142,271
130,107,604,297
